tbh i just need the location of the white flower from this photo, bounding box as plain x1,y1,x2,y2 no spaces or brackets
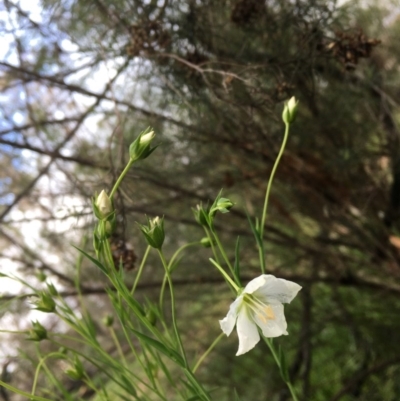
219,274,301,356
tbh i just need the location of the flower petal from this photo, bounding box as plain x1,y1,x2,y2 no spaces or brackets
252,275,301,304
219,295,243,336
252,303,288,338
243,275,270,295
236,306,260,355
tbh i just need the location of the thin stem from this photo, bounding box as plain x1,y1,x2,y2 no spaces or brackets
259,122,290,273
159,241,200,311
209,258,239,293
109,326,127,365
264,338,299,401
204,226,220,265
131,245,151,295
157,250,188,367
109,158,135,199
31,352,66,396
210,227,234,275
192,332,225,373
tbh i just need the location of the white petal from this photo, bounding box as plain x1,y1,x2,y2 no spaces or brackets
243,275,269,295
252,303,288,338
252,275,301,304
236,307,260,356
219,295,243,336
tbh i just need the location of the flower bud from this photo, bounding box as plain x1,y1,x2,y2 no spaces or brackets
27,321,47,342
210,197,234,217
200,237,212,248
145,308,157,326
36,271,47,282
102,314,114,327
33,291,56,313
138,216,165,249
95,219,115,240
193,204,209,226
282,96,298,124
46,282,58,296
129,128,156,162
65,356,85,380
93,190,113,220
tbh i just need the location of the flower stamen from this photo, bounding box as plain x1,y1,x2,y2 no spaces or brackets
244,295,275,323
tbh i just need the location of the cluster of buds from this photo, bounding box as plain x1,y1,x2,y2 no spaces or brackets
93,190,116,253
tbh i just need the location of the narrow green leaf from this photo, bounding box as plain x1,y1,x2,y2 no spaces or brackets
233,236,242,286
132,330,185,367
0,380,53,401
234,389,242,401
72,245,108,275
278,345,289,383
246,211,263,249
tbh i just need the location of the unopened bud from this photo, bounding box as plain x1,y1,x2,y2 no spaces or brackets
129,128,156,162
138,216,165,249
200,237,212,248
210,197,234,216
27,321,47,341
282,96,298,124
102,314,114,327
193,204,209,226
94,190,113,219
33,291,56,313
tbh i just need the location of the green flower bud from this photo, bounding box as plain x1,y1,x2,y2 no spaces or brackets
129,128,156,162
146,308,157,326
46,282,58,296
65,356,85,380
33,291,56,313
193,204,209,226
27,321,47,342
282,96,298,124
138,216,165,249
210,197,234,217
102,314,114,327
200,237,212,248
36,271,47,282
96,219,115,240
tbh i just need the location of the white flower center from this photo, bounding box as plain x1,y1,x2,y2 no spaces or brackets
243,294,275,323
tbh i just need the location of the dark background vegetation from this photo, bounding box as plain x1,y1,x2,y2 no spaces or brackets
1,0,400,400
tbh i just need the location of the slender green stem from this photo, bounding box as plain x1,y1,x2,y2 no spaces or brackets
75,235,87,314
31,352,66,396
264,338,299,401
193,332,225,373
209,258,239,292
209,227,234,275
109,326,127,365
203,226,220,265
159,241,200,311
131,245,151,294
109,158,135,199
259,122,290,273
157,250,188,367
